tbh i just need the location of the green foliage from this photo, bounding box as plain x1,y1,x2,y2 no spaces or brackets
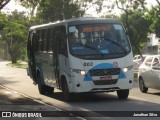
0,11,29,63
0,49,4,56
36,0,84,22
121,11,151,54
102,14,120,19
145,5,160,38
0,12,7,30
0,0,105,63
79,0,103,14
108,0,152,55
1,0,160,63
7,62,28,69
16,0,39,16
19,0,104,22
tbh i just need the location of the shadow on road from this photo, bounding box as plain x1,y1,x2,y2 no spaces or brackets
45,91,129,103
0,86,53,111
147,92,160,96
0,76,19,85
42,91,160,118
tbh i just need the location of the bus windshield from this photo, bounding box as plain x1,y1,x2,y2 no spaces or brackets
68,23,131,59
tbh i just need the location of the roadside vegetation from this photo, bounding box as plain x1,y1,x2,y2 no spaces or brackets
0,0,160,63
7,62,28,69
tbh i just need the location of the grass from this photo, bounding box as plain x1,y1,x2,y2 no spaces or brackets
7,62,28,69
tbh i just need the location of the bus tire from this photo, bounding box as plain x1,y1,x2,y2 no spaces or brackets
61,79,72,102
46,86,54,94
37,72,53,95
139,77,148,93
117,89,129,99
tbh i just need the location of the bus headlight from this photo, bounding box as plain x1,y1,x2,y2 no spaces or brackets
123,68,128,73
71,69,86,76
123,65,133,73
80,70,86,75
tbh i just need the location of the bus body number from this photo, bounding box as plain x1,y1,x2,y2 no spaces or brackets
83,62,93,66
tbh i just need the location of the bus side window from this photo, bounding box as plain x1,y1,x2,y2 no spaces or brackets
32,31,39,52
38,30,44,51
43,29,48,51
46,29,50,52
48,28,55,52
59,33,67,56
55,26,67,56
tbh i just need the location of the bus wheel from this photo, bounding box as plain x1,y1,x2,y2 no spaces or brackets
61,80,72,102
139,77,148,93
117,89,129,99
37,73,53,95
46,86,54,94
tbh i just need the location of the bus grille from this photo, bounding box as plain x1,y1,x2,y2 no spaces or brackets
89,68,120,76
93,79,118,85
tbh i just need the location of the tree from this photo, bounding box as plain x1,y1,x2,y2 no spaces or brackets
0,11,29,63
106,0,148,56
77,0,103,16
17,0,40,16
146,0,160,38
0,0,11,10
18,0,104,22
0,12,8,59
0,12,7,30
36,0,83,23
121,11,151,54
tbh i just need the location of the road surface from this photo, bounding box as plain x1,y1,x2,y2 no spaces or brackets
0,61,160,120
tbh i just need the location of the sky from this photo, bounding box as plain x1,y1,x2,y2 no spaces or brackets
1,0,29,14
2,0,158,16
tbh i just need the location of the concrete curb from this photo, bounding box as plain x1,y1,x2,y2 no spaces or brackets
0,84,86,120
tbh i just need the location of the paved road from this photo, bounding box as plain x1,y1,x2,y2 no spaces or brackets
0,61,84,120
0,61,160,120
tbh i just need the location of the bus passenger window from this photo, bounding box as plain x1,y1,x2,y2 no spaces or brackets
33,31,39,52
56,31,67,56
43,29,48,51
38,30,44,51
60,38,67,56
48,28,55,52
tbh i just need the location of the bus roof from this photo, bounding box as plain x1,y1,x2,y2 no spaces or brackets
29,17,121,31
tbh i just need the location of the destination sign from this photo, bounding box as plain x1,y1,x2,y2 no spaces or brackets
83,26,111,32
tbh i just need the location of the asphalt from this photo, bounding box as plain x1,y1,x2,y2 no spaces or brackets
0,61,138,120
0,61,85,120
0,85,85,120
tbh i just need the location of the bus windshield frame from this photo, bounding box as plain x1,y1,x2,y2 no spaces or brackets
68,23,131,60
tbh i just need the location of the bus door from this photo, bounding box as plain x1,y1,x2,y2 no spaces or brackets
27,31,37,82
42,28,56,87
41,29,50,85
54,32,60,88
45,28,56,87
54,26,68,89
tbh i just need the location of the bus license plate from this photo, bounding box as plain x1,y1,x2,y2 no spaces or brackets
100,76,112,81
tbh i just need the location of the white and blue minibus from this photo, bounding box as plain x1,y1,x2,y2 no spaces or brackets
27,17,134,101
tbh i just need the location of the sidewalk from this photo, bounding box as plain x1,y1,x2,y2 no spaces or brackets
0,85,83,120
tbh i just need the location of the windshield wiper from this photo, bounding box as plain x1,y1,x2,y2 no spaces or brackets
76,43,104,56
105,40,128,53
